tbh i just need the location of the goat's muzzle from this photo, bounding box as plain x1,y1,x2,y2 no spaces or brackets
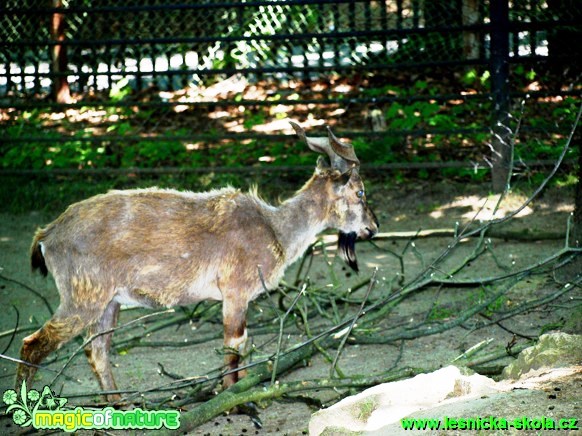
364,226,377,239
361,207,380,240
339,210,378,272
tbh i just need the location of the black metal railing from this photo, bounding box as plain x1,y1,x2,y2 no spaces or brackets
1,0,580,190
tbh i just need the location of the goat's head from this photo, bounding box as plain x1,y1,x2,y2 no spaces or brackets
291,121,379,272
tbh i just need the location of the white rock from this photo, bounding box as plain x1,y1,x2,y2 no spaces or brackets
309,366,502,435
309,333,581,436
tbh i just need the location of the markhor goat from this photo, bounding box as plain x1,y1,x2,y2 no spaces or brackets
16,122,378,401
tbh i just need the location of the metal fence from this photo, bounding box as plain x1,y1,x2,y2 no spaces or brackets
1,0,580,189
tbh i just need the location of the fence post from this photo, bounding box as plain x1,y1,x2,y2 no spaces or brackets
489,0,511,193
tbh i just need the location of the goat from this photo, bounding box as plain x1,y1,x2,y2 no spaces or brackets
16,122,379,401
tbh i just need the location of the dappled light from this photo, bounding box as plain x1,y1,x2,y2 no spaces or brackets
429,193,534,221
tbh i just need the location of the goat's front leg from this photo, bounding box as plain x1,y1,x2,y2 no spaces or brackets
222,299,248,389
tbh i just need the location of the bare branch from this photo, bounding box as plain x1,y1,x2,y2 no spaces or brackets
50,309,175,386
0,273,54,315
330,268,377,378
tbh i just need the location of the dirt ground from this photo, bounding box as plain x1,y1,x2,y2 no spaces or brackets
0,179,580,435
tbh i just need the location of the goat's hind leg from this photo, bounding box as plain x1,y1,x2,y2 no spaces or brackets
84,300,121,402
16,312,87,389
16,276,112,391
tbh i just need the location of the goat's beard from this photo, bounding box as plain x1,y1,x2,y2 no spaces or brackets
338,231,358,272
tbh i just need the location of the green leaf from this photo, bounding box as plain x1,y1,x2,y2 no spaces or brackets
6,403,27,413
19,379,28,408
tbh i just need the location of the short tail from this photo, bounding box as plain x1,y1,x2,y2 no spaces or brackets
31,230,48,276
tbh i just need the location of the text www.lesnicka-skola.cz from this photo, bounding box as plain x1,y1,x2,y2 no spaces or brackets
401,416,579,431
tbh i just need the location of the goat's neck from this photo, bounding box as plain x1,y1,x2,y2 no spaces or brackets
271,176,331,264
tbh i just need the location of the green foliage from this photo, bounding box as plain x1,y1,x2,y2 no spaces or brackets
539,320,565,335
351,137,399,165
551,96,579,122
356,398,377,421
0,168,301,214
382,97,485,133
441,167,489,182
468,288,508,317
129,132,189,168
512,65,537,88
243,111,267,130
109,78,132,102
428,304,455,321
462,68,490,87
1,78,577,196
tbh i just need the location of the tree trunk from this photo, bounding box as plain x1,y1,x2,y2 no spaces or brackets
489,0,511,193
168,344,316,434
51,0,71,103
573,140,582,248
555,114,581,282
462,0,481,60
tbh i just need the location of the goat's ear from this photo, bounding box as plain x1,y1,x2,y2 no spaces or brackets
338,168,353,185
316,155,330,172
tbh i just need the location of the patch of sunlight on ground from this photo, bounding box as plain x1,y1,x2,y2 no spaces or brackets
430,193,534,221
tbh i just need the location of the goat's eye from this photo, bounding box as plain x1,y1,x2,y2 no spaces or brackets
356,190,365,198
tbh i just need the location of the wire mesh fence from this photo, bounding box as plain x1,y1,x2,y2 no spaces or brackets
1,0,580,182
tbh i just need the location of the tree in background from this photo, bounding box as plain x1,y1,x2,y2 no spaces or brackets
51,0,71,103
